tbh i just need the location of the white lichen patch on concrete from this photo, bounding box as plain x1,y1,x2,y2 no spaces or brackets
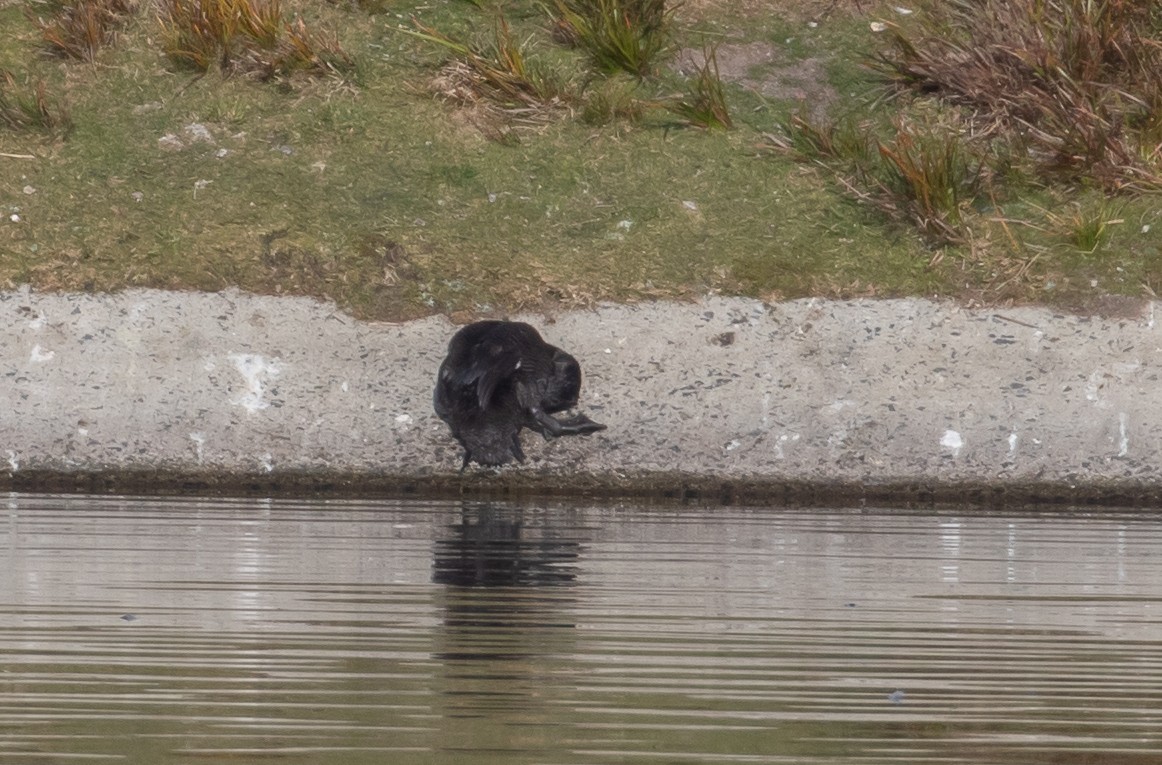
1086,369,1106,405
773,432,800,459
189,432,206,464
228,353,281,413
941,430,964,457
29,344,54,363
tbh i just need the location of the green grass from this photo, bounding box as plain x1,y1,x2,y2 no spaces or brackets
1,0,1159,319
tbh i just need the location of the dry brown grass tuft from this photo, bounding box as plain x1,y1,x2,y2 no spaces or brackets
26,0,136,61
0,69,71,134
155,0,353,78
771,109,983,245
272,17,353,78
872,121,983,243
873,0,1162,191
409,17,573,123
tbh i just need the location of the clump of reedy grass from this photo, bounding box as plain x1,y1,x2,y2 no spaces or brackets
25,0,137,61
666,43,732,130
1037,198,1126,254
0,69,72,135
551,0,675,77
872,0,1162,191
155,0,353,78
406,16,574,118
873,121,983,243
771,109,984,245
406,0,733,135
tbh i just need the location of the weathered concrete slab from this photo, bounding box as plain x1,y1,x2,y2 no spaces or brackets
3,287,1161,505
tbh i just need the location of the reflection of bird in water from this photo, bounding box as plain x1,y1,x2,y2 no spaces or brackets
432,503,580,589
433,320,606,469
432,504,581,667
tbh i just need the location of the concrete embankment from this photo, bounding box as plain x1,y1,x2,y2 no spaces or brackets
3,287,1161,506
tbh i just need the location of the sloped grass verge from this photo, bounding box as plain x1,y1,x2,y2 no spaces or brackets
1,0,1159,319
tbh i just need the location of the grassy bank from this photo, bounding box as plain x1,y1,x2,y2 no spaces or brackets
2,0,1160,319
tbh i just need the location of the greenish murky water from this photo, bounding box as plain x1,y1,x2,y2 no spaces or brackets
1,494,1161,763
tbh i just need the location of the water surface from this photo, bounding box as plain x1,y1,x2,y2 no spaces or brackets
2,495,1161,763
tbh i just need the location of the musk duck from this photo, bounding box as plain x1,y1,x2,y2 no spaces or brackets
434,320,606,469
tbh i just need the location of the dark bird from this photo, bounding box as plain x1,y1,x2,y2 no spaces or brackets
434,320,606,469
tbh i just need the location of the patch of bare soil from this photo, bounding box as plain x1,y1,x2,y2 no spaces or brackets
676,42,839,117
